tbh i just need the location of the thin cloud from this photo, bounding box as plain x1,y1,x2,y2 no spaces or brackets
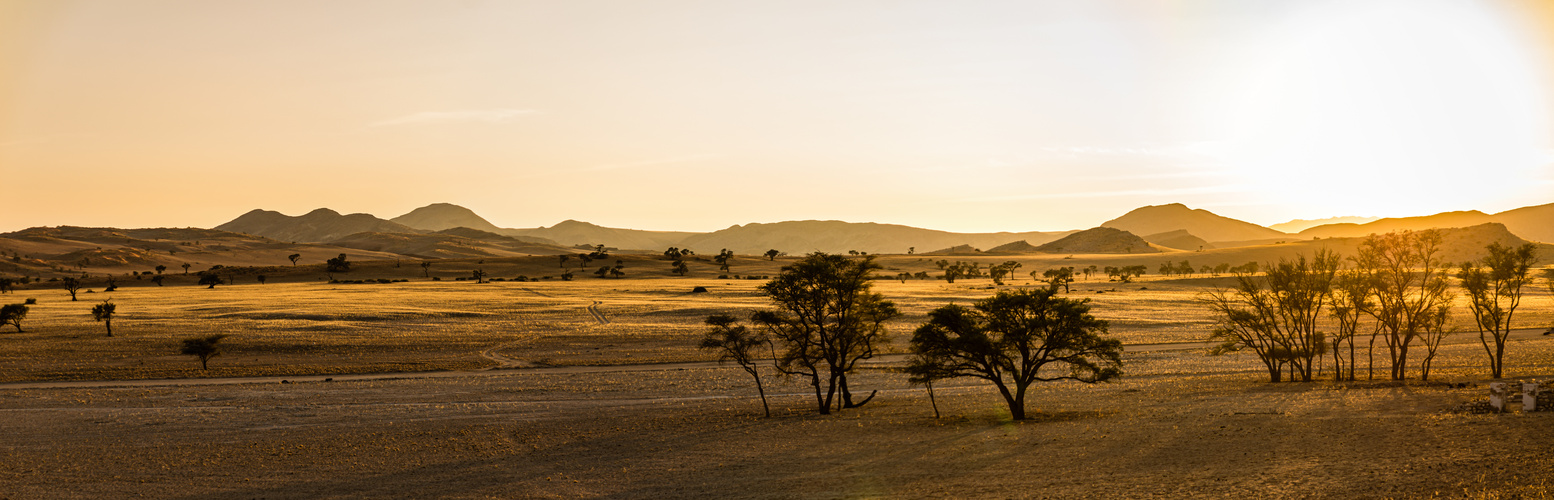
369,108,537,127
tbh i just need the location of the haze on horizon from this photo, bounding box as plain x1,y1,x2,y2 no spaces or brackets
4,0,1554,234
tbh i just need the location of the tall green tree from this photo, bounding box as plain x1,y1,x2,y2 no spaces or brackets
908,288,1122,420
1458,242,1539,379
751,253,899,414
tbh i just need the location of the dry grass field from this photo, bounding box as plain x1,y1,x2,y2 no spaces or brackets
3,255,1554,498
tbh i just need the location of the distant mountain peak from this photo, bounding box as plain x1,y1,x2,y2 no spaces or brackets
304,208,342,217
1102,204,1285,244
391,203,500,232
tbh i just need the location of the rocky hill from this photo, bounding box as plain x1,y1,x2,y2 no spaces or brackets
1034,227,1159,254
1102,204,1287,245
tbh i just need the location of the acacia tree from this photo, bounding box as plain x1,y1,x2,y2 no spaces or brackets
671,260,689,276
1458,242,1539,379
751,253,899,415
180,334,227,370
0,278,12,294
1353,230,1454,381
1203,251,1339,382
559,254,571,269
61,277,82,301
908,288,1122,420
181,263,191,274
198,273,223,289
0,303,26,332
699,314,771,417
155,265,167,275
714,249,735,272
287,254,301,266
471,269,487,283
151,275,165,287
421,261,432,277
1042,267,1075,293
1329,270,1374,381
764,249,780,261
91,299,116,337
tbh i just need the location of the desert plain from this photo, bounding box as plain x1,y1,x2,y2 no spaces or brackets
1,253,1553,499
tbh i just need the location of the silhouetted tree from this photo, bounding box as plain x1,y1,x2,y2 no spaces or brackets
180,334,227,370
256,275,266,285
989,261,1023,285
151,275,165,287
155,265,167,275
700,314,771,417
61,277,82,301
1204,251,1339,382
1329,270,1372,382
0,278,12,294
1459,242,1539,379
560,271,574,281
287,254,301,266
419,260,432,277
181,263,191,274
751,253,899,414
908,288,1122,420
609,260,625,278
326,254,350,273
1353,230,1453,381
594,266,610,278
0,303,26,332
714,249,734,272
672,260,689,276
198,273,223,289
91,299,116,337
472,269,487,283
1042,267,1075,293
559,255,571,269
764,249,780,261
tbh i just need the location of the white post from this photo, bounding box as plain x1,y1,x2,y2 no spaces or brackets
1524,381,1539,412
1490,382,1507,412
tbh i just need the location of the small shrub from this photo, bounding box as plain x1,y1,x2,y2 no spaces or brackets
24,298,36,305
432,277,441,281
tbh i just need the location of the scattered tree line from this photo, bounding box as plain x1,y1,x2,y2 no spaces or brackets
1206,230,1542,383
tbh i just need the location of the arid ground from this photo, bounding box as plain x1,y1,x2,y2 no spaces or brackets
3,257,1554,498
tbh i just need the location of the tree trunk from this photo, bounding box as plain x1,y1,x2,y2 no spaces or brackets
926,380,940,419
751,370,770,418
809,375,828,415
105,320,112,337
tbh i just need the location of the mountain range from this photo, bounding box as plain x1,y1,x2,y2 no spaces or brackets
210,201,1554,257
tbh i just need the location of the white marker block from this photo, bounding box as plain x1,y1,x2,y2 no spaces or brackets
1490,382,1507,412
1524,382,1540,412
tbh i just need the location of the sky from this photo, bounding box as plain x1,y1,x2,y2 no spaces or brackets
3,0,1553,234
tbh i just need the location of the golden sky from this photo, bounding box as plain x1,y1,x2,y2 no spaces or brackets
3,0,1553,233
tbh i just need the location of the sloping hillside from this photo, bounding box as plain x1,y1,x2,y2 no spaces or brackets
1102,204,1286,244
1142,230,1212,251
986,240,1043,253
216,208,421,243
1269,216,1380,233
0,225,407,276
505,220,696,250
1487,203,1554,243
1297,211,1496,239
1034,227,1159,254
676,220,1072,256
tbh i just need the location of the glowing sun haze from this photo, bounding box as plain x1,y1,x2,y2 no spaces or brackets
3,0,1552,233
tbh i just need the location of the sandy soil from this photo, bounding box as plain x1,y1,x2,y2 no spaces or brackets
3,274,1554,498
